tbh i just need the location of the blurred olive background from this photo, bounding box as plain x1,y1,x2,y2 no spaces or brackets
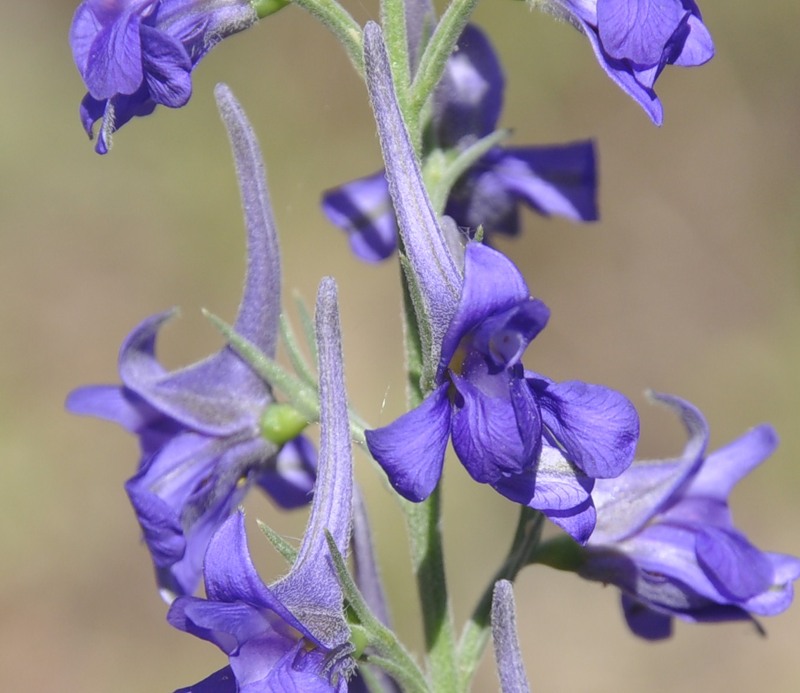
2,1,800,691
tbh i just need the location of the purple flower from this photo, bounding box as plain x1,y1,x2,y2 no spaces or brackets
580,393,800,639
168,277,355,692
66,85,315,600
544,0,714,124
361,22,637,542
322,24,597,262
365,241,638,542
70,0,257,153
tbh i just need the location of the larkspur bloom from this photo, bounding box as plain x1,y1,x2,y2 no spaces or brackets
322,23,597,262
168,278,356,692
66,84,315,600
361,23,638,542
576,393,800,639
70,0,258,153
534,0,714,124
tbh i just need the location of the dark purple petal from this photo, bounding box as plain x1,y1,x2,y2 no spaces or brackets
450,372,540,484
174,665,238,693
139,24,192,107
695,526,774,602
126,478,186,569
445,165,520,237
621,595,673,640
321,171,398,262
597,0,686,65
363,22,461,354
465,301,550,372
536,379,639,478
365,382,451,502
439,243,538,371
432,24,504,147
256,436,317,509
489,143,598,223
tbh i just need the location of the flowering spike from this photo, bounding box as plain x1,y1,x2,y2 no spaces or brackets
491,580,531,693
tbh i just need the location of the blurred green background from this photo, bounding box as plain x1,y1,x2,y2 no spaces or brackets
2,1,800,690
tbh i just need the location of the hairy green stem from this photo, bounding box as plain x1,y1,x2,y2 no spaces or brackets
290,0,364,73
409,0,480,120
457,508,544,689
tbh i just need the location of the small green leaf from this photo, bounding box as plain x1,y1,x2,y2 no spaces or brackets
256,519,298,565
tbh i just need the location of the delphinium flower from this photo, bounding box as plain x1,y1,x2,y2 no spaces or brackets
542,393,800,639
322,23,597,262
361,22,638,542
70,0,262,153
168,277,356,692
66,84,315,600
532,0,714,124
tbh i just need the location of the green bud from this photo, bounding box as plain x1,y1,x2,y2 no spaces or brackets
251,0,290,20
348,623,370,659
260,403,308,444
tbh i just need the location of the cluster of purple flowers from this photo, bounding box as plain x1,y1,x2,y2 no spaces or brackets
67,1,798,691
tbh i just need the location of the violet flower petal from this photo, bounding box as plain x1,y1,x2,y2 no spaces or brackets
450,372,540,484
489,144,598,223
621,594,672,640
365,382,451,502
439,243,539,373
535,379,639,478
139,24,192,106
320,171,397,262
597,0,686,65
